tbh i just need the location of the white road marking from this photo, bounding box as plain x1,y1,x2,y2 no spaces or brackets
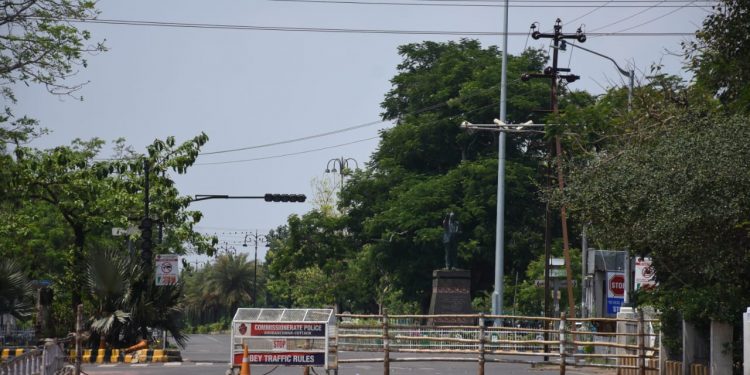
196,362,214,366
164,362,182,366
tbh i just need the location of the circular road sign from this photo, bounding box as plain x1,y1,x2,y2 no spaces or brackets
609,274,625,296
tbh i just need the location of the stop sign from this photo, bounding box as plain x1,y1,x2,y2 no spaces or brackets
609,274,625,296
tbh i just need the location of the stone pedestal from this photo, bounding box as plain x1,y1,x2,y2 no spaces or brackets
427,269,473,325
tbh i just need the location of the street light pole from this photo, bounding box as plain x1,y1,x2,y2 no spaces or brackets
492,0,510,321
243,231,266,307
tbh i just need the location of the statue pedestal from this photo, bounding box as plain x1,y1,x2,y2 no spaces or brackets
427,269,474,325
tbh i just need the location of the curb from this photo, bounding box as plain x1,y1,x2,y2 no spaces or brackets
1,348,32,361
68,349,182,363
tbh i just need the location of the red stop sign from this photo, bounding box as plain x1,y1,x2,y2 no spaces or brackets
609,274,625,296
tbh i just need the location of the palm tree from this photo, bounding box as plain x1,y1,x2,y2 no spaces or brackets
0,260,33,329
86,248,140,348
85,249,188,348
207,253,254,315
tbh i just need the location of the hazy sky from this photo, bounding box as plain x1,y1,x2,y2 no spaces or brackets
15,0,710,264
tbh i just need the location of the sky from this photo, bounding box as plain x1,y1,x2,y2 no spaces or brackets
14,0,712,265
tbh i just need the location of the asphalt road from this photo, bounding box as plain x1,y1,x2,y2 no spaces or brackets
81,334,611,375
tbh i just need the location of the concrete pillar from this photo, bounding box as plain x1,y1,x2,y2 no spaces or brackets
710,320,732,375
683,320,709,375
682,320,696,375
617,307,637,374
743,307,750,375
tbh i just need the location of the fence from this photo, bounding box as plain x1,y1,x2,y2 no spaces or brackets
334,310,661,374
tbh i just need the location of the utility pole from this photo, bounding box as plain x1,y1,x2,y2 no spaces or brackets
522,18,586,320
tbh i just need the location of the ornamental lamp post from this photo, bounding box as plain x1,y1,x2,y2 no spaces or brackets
325,157,359,194
243,230,268,307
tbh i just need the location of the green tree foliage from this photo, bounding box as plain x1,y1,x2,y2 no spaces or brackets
0,260,33,321
207,253,256,314
0,134,212,331
86,248,188,348
181,253,266,326
266,40,591,313
0,0,105,144
266,213,361,310
341,40,563,310
686,0,750,112
563,110,750,323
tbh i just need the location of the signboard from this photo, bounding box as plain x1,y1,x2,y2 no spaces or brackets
231,309,332,369
534,279,577,287
549,269,567,278
635,257,656,291
155,254,179,286
250,323,326,337
549,258,565,266
233,352,325,366
607,272,625,314
272,339,287,351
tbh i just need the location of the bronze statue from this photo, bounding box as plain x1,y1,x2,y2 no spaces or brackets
442,212,459,269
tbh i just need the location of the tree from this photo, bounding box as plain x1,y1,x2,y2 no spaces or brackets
86,248,188,348
686,0,750,112
0,0,104,99
207,253,255,314
339,40,564,310
564,108,750,319
0,260,33,324
0,0,105,145
1,134,212,328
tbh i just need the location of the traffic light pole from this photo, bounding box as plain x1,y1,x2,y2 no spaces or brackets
192,194,307,203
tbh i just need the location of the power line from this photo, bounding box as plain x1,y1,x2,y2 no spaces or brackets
566,0,616,25
612,0,697,33
411,0,709,2
61,18,695,36
590,0,666,32
200,119,386,155
194,136,380,166
270,0,711,7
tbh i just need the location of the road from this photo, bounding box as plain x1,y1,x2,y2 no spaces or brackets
81,334,612,375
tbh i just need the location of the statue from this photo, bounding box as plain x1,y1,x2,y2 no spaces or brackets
442,212,459,269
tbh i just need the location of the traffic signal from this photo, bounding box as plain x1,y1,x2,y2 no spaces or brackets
264,193,306,202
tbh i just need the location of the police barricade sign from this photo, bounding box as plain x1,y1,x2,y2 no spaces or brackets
230,308,333,370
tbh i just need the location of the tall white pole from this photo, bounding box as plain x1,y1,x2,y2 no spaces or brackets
491,0,509,319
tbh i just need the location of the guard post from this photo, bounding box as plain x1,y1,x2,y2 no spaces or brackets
230,308,334,374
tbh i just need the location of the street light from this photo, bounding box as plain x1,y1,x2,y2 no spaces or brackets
216,241,236,257
562,41,634,112
325,157,359,194
243,230,267,307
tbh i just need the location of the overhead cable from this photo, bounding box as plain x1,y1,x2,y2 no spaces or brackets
60,18,695,36
270,0,711,7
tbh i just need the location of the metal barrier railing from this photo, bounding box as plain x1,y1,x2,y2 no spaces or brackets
0,348,43,375
333,310,661,375
0,339,71,375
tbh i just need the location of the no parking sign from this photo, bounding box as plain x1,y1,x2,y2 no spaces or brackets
155,254,179,286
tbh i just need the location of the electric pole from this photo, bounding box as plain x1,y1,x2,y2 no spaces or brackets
522,18,586,320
